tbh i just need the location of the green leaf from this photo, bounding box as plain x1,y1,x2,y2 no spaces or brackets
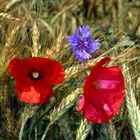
121,39,135,46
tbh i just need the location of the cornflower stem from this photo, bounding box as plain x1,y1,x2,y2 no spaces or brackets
41,123,52,140
19,119,27,140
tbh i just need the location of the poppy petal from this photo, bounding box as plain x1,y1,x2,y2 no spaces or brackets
8,57,64,104
91,57,110,72
25,57,64,85
83,101,114,123
16,83,53,104
77,96,85,112
80,57,125,123
8,58,31,85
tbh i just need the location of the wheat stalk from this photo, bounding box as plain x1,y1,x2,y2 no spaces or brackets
76,118,92,140
123,64,140,140
49,88,82,123
0,12,20,21
106,121,117,140
41,88,82,140
46,29,66,59
5,0,21,11
1,24,21,62
58,117,73,140
18,105,38,140
65,37,136,81
32,21,40,57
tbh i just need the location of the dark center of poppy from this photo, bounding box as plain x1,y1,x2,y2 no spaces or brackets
28,71,43,80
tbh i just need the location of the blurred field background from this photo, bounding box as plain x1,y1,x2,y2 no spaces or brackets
0,0,140,140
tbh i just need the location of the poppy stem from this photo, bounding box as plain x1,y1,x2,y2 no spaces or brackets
41,123,52,140
19,120,27,140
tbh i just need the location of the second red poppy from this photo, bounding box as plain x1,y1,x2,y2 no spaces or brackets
78,57,125,123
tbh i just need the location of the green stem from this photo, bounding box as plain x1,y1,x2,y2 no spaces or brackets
41,123,52,140
19,120,26,140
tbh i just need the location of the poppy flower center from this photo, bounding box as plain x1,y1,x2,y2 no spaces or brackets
28,71,43,80
32,71,39,79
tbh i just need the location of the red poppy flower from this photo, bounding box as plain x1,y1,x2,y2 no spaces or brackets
8,57,64,104
78,57,125,123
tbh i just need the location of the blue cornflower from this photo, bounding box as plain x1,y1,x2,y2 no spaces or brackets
67,25,101,62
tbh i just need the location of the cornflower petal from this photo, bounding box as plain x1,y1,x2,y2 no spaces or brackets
79,25,90,35
67,25,101,62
